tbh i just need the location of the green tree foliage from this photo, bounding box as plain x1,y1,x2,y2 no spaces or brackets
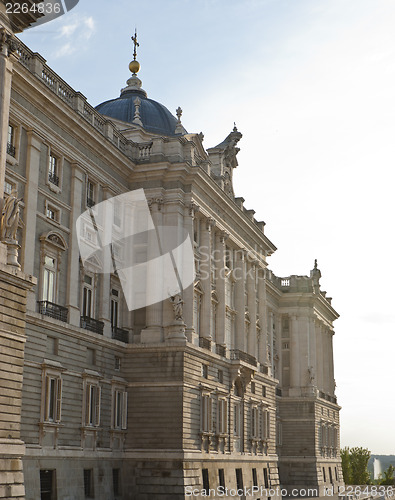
341,447,371,485
378,465,395,486
341,447,352,484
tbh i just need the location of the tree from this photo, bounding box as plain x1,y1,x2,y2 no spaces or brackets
341,447,352,484
378,465,395,486
341,447,371,485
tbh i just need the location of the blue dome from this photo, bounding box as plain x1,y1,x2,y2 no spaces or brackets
95,88,182,137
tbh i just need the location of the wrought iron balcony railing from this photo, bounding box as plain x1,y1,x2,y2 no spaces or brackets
48,172,59,186
7,142,16,157
80,316,104,335
111,326,129,343
216,344,226,357
38,300,68,323
199,337,211,351
230,349,257,367
86,197,95,208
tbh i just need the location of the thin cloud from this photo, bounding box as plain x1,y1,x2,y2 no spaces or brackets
54,14,95,58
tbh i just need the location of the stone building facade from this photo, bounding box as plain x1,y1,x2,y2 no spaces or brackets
0,10,343,500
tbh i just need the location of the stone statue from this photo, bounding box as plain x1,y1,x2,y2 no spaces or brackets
1,193,23,242
170,293,184,321
310,259,321,294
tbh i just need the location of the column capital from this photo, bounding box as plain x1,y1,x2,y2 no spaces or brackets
218,230,229,243
188,201,199,217
205,217,216,231
148,197,163,211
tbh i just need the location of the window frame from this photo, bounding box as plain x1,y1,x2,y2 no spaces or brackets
46,147,63,193
112,385,128,430
83,378,101,428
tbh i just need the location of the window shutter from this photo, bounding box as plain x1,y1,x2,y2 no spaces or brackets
85,384,91,425
95,386,101,426
122,391,128,430
44,375,51,421
55,378,62,423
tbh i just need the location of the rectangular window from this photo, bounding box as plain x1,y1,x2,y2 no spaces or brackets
251,407,259,438
218,469,225,488
40,469,56,500
87,180,95,207
7,124,16,157
217,398,228,434
111,289,119,329
112,468,121,497
235,468,243,490
114,356,121,371
84,469,94,498
234,403,242,437
48,154,59,186
322,467,326,483
201,394,212,432
217,369,223,384
4,180,14,195
252,468,258,487
202,469,210,495
85,383,101,427
251,382,256,394
113,389,128,430
42,256,56,303
86,348,96,366
263,468,269,489
262,385,266,398
44,375,62,423
202,364,208,379
262,410,270,440
82,275,93,318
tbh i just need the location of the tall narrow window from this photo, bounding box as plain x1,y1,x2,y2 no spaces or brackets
218,469,225,488
44,374,62,423
201,394,212,432
112,469,121,497
262,409,270,440
84,469,94,498
82,275,93,318
7,124,16,157
252,468,258,487
86,180,95,208
202,469,210,495
111,288,119,329
113,388,128,430
251,406,259,438
235,468,243,490
40,469,56,500
217,398,228,434
85,383,101,427
48,154,59,186
42,256,56,303
234,403,242,437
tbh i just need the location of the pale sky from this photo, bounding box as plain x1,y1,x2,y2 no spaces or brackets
19,0,395,455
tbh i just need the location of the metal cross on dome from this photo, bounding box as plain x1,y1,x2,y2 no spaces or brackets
131,29,139,61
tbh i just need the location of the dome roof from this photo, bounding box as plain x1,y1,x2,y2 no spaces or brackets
95,78,184,137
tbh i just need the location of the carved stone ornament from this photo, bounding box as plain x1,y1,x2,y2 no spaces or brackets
0,28,19,56
170,293,184,321
0,193,23,242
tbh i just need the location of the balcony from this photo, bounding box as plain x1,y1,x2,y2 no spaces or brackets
319,391,337,404
112,326,129,343
259,364,269,375
38,301,68,323
276,387,283,397
216,344,226,357
199,337,211,351
7,142,16,157
48,172,60,186
230,349,257,367
80,316,104,335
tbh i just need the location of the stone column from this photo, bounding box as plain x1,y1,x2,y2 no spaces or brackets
215,230,228,346
21,130,42,311
141,199,163,343
66,163,84,327
323,326,330,394
0,263,36,500
257,267,267,365
308,314,317,393
315,320,324,392
329,330,335,395
0,28,17,198
234,248,246,351
200,217,214,340
98,187,113,338
183,202,198,344
289,314,301,394
246,259,257,357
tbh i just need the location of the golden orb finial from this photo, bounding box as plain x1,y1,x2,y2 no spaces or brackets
129,29,140,75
